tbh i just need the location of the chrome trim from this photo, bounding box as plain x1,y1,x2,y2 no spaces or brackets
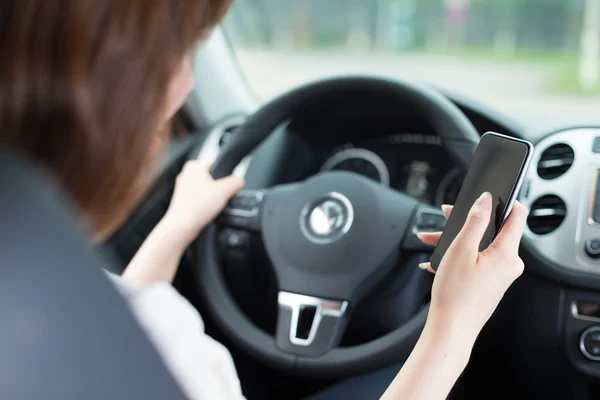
278,292,348,347
588,169,600,228
531,208,565,217
580,326,600,361
539,159,571,169
195,114,251,178
321,148,390,187
571,301,600,323
223,190,264,217
522,128,600,275
224,207,258,218
299,192,354,245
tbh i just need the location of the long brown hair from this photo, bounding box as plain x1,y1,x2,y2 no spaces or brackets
0,0,231,237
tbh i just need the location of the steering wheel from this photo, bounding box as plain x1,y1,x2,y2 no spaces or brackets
195,77,479,377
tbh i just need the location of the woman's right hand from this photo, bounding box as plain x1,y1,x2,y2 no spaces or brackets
417,192,528,342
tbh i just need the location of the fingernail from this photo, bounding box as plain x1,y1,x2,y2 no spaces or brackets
416,232,424,240
418,262,429,270
475,192,491,206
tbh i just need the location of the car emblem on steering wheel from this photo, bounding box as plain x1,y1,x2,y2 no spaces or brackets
300,192,354,244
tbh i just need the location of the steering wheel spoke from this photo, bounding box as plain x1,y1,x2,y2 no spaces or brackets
402,203,448,251
276,291,349,357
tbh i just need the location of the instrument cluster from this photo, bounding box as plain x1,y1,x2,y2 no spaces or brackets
321,133,464,206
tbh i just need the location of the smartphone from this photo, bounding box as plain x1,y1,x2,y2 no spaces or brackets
430,132,534,270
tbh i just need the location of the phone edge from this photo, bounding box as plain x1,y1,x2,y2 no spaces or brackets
490,132,534,234
430,132,534,270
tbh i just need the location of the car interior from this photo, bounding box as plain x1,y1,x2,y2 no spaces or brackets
4,1,600,399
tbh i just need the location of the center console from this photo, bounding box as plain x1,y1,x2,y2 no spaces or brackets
564,292,600,379
522,128,600,383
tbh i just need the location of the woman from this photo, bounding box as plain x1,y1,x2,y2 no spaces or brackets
0,1,528,399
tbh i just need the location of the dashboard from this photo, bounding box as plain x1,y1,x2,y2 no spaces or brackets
320,133,464,206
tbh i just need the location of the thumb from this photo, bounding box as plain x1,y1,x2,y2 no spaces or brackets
454,192,493,251
487,201,528,255
216,175,245,198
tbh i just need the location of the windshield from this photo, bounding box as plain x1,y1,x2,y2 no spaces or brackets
223,0,600,124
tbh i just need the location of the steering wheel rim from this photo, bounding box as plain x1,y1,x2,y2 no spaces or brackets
195,76,479,377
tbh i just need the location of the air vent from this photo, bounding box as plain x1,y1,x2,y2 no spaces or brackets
537,143,574,179
527,195,567,235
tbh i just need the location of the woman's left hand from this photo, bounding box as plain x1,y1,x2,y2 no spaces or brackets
164,161,245,245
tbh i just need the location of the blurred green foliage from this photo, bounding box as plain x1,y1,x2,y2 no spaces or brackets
223,0,597,94
225,0,584,53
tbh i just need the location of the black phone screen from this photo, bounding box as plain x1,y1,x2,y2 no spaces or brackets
430,133,532,270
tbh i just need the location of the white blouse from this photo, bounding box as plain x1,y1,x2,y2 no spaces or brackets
107,272,246,400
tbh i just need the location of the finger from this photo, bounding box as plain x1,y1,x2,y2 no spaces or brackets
216,175,245,198
417,231,443,247
453,192,493,249
441,204,453,217
182,160,211,173
195,161,212,171
418,262,436,274
487,201,529,254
